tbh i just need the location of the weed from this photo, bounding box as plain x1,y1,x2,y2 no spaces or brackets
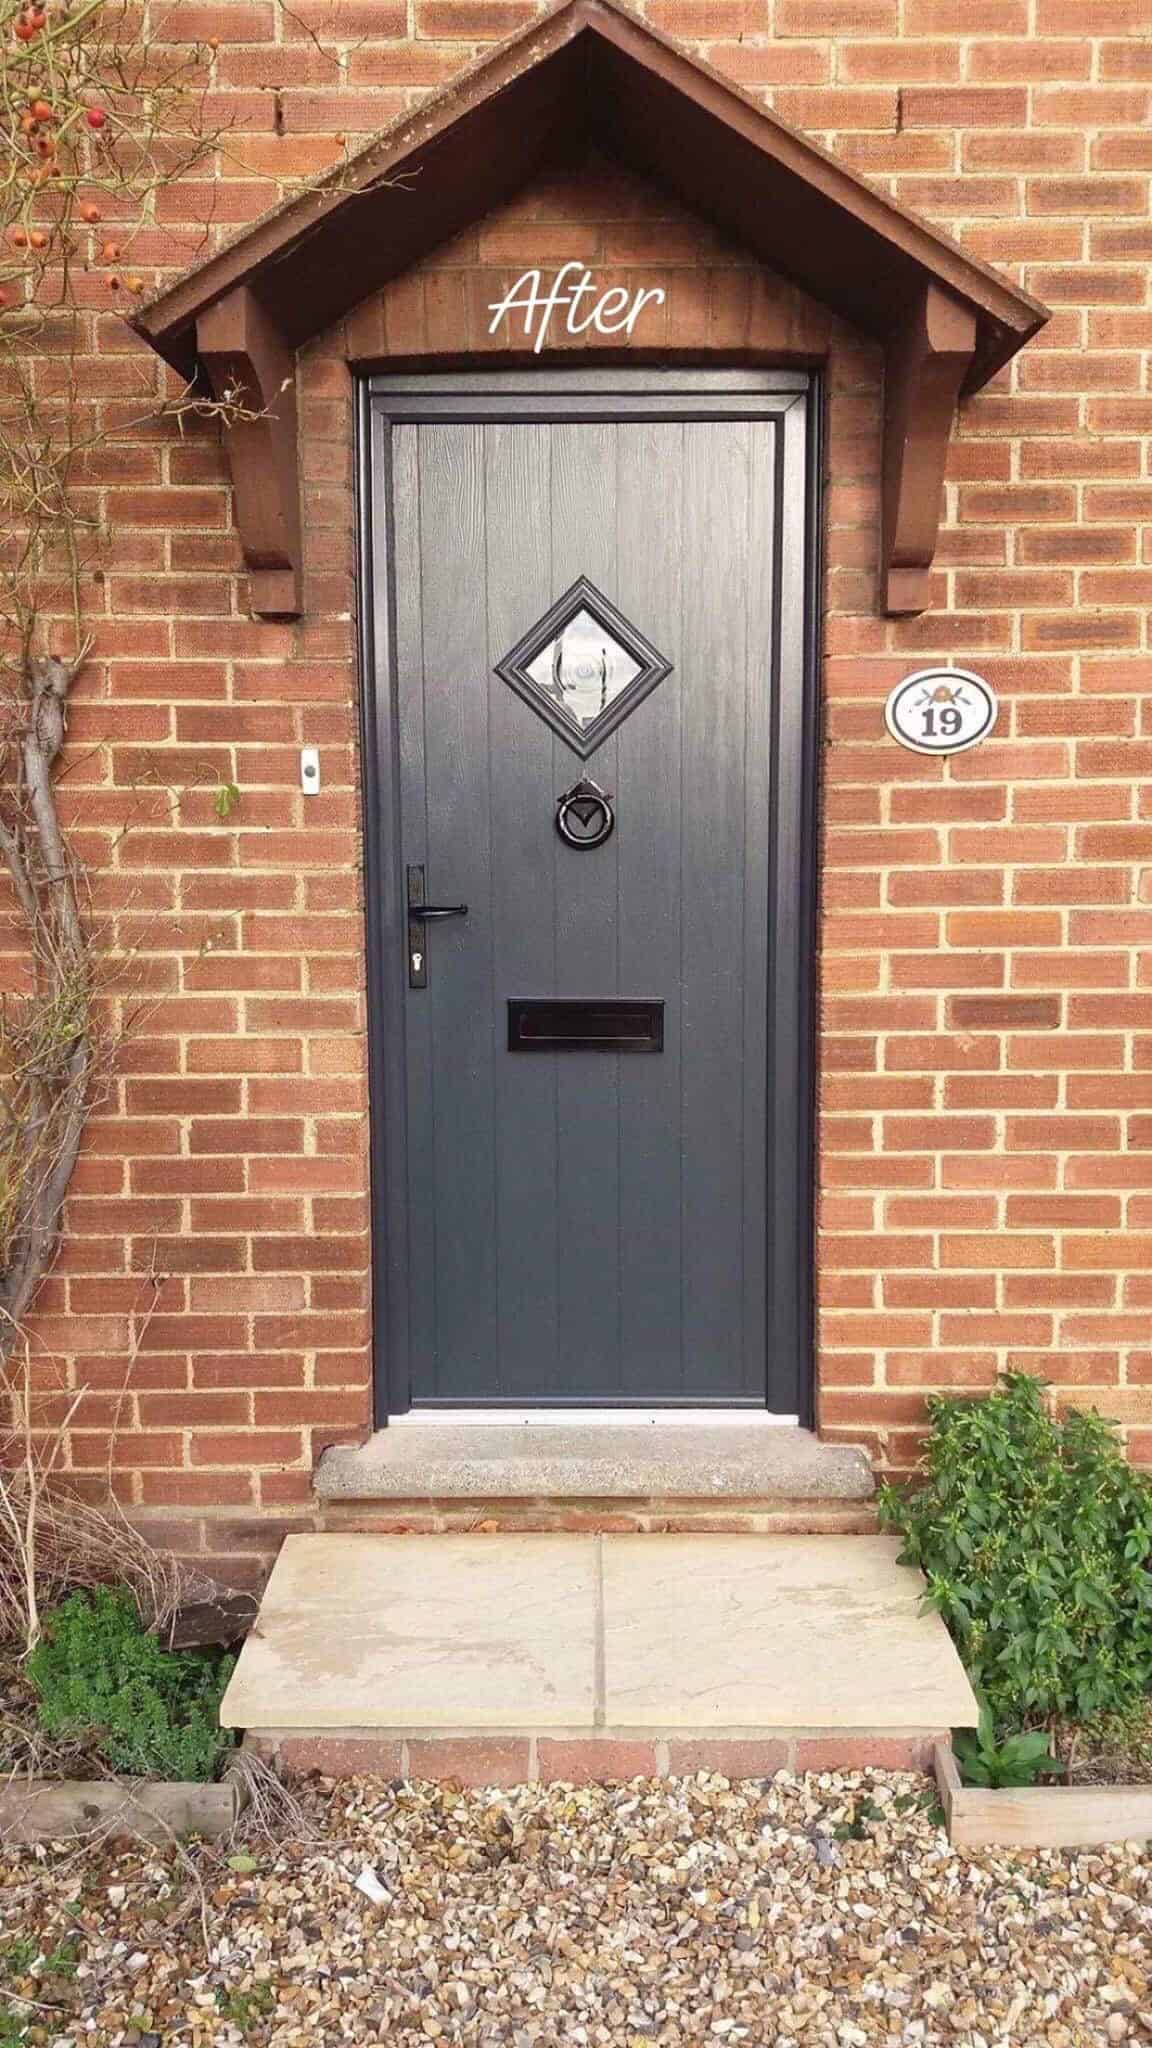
27,1586,235,1781
216,1981,276,2031
954,1706,1061,1790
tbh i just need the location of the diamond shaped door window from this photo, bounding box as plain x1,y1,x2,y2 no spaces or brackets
495,575,673,759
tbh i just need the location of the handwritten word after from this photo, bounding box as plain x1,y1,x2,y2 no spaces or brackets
487,265,667,353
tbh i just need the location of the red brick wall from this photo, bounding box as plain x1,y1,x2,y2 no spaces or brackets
11,0,1152,1578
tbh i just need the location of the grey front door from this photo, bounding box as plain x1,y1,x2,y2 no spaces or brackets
364,373,814,1415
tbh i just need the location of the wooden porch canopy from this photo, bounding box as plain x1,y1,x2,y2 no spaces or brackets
131,0,1048,620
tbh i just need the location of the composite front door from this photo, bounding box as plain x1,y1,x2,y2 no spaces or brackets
363,373,814,1416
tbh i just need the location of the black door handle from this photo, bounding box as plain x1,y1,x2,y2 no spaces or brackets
406,864,468,988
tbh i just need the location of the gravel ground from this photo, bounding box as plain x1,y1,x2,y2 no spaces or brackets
1,1769,1149,2047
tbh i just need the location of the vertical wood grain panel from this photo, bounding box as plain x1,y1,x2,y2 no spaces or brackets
549,421,623,1396
680,421,752,1387
415,422,496,1395
741,420,776,1398
392,424,434,1393
614,421,686,1395
484,422,561,1398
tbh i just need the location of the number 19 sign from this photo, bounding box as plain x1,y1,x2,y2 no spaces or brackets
884,667,998,756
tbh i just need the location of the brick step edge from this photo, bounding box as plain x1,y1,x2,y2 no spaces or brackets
318,1500,881,1535
244,1728,941,1783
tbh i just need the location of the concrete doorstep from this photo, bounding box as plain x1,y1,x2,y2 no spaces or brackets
315,1424,874,1503
222,1533,976,1783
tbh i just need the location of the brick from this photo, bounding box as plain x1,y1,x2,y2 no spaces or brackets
883,1116,997,1152
839,42,960,82
191,1432,304,1466
938,1313,1054,1347
906,0,1025,24
948,995,1061,1030
945,912,1064,949
1034,86,1152,125
1073,1079,1152,1110
967,43,1091,86
775,0,896,28
537,1740,661,1783
662,1739,790,1778
884,1034,1000,1071
902,87,1028,126
940,1234,1055,1269
418,0,536,30
793,1736,937,1772
405,1738,532,1786
1006,1195,1123,1228
275,1736,405,1776
969,128,1089,175
1008,1034,1125,1070
1063,1237,1152,1270
1003,1275,1115,1306
1028,176,1148,215
1019,526,1138,566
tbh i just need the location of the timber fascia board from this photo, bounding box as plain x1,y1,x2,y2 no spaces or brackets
131,0,1048,621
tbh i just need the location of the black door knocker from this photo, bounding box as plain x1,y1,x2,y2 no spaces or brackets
556,776,615,850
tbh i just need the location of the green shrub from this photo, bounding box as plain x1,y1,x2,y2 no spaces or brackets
954,1706,1060,1789
27,1587,235,1781
878,1372,1152,1726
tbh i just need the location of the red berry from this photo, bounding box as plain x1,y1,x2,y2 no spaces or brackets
30,98,53,120
80,203,100,222
86,106,107,128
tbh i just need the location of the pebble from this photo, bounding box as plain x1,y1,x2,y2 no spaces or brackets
1,1769,1148,2046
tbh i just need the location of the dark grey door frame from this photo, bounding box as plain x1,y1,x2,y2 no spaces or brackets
355,369,822,1424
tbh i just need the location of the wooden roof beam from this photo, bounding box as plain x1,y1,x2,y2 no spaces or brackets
197,288,301,620
881,283,977,618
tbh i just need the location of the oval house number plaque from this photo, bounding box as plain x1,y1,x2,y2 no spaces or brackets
884,668,998,756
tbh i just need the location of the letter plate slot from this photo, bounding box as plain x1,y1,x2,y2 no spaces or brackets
507,999,664,1053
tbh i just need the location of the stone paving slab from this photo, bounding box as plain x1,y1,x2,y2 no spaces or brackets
221,1532,977,1739
222,1534,598,1730
601,1534,976,1729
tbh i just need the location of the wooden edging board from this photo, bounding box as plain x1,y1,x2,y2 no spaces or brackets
0,1775,241,1845
934,1737,1152,1851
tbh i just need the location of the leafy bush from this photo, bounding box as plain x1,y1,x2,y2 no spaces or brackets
27,1587,235,1781
954,1706,1060,1789
878,1372,1152,1726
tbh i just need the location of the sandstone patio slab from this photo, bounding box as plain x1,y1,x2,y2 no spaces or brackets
221,1534,598,1731
600,1534,976,1729
221,1531,977,1742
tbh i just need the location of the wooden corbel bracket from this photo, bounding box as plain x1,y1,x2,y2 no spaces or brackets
197,286,301,620
881,282,978,618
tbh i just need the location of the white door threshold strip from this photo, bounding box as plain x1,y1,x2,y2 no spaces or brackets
390,1409,801,1427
